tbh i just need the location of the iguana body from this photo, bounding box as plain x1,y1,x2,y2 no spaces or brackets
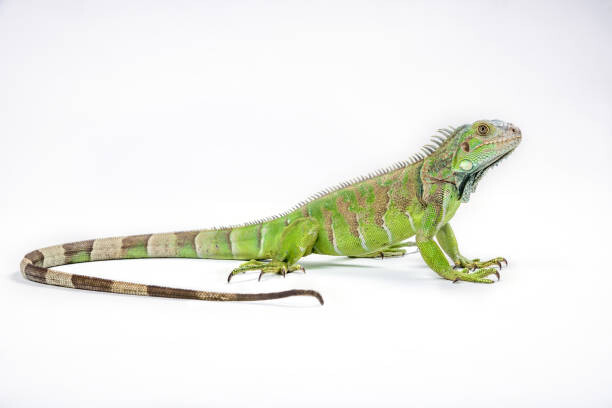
21,119,522,305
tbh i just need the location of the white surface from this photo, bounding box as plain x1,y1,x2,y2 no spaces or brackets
1,1,611,406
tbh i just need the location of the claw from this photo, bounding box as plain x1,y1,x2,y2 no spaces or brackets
502,258,508,267
380,252,384,259
231,260,304,283
494,270,500,281
495,261,502,269
227,270,242,283
453,277,460,283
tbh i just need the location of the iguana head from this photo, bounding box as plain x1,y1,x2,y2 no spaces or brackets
451,120,522,202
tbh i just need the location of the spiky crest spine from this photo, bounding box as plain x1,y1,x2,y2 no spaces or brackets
211,125,465,230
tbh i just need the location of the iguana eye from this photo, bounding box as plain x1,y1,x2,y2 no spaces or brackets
477,124,489,135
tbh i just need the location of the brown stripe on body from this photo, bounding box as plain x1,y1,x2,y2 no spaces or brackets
336,195,360,238
225,229,232,255
25,250,44,266
256,224,263,253
355,186,369,214
71,274,114,292
120,234,152,259
175,231,198,247
370,182,391,227
23,264,47,284
175,231,198,255
63,239,95,262
321,208,335,248
122,234,152,251
63,239,95,255
390,180,412,213
147,285,200,299
20,258,32,276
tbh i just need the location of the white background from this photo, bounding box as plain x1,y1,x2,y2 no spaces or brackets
1,1,611,406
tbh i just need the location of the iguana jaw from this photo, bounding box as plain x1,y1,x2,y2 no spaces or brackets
471,148,515,183
454,123,522,202
455,149,515,202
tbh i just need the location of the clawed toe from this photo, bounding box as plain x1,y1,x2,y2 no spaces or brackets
229,260,305,283
451,266,500,283
456,256,508,271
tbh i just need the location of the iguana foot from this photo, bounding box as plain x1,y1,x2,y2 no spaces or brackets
453,256,507,271
451,267,500,283
227,260,305,282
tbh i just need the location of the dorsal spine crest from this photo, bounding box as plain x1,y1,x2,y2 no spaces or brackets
211,125,464,230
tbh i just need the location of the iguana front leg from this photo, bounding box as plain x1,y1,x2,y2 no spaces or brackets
349,241,417,259
436,223,507,270
227,217,320,282
416,200,499,283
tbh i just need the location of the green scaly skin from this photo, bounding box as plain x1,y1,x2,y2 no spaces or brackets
227,119,521,284
21,119,521,304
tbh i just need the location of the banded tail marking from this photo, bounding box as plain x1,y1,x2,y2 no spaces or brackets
21,233,324,304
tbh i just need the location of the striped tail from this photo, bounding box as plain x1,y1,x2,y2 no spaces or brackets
20,233,323,305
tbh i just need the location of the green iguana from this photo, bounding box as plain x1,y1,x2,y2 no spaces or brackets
21,119,521,305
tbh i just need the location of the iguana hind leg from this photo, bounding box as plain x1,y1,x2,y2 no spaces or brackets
349,241,417,259
227,217,320,282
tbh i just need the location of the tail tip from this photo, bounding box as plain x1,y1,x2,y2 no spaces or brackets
308,290,324,306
